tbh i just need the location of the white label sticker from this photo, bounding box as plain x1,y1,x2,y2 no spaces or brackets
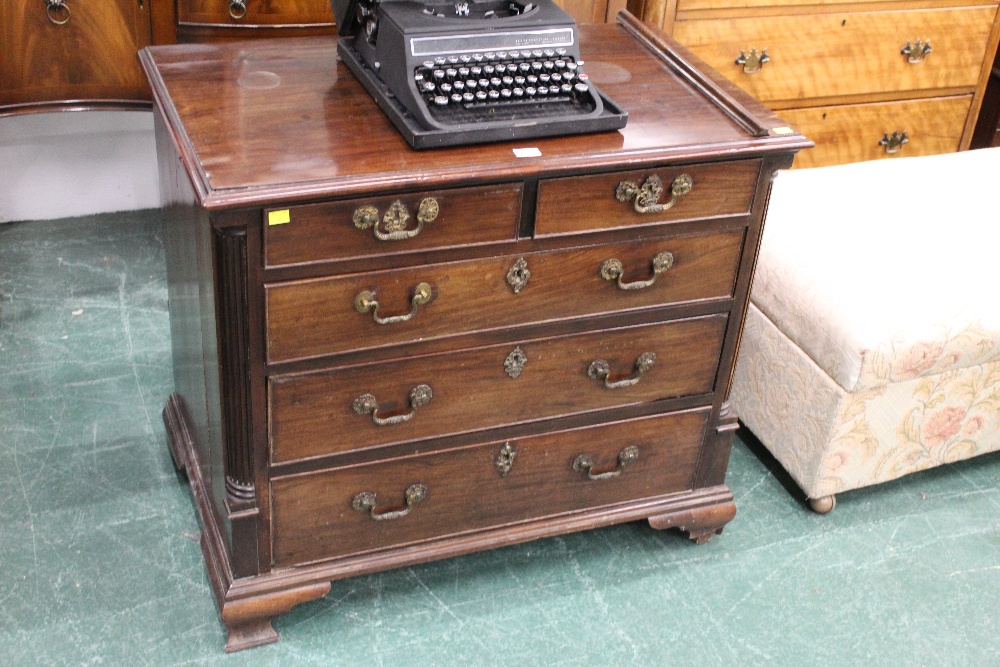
513,147,542,158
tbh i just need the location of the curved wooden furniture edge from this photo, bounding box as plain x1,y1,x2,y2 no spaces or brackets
221,581,332,652
648,499,737,544
617,10,772,139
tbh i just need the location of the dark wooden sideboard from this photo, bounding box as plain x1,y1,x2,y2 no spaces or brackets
140,13,810,652
0,0,620,115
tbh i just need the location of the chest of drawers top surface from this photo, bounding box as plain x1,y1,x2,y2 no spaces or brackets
140,16,809,207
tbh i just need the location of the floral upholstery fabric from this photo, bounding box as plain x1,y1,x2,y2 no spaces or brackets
732,305,1000,498
731,147,1000,499
751,147,1000,393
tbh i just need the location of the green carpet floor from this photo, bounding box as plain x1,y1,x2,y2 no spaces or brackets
1,211,998,666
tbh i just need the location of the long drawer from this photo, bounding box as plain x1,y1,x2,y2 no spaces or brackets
673,6,997,104
268,315,727,463
271,409,710,566
264,183,522,267
781,95,970,168
265,230,743,362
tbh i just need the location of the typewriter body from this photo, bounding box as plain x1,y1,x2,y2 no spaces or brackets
331,0,628,148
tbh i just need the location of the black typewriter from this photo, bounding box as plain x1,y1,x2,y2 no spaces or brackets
331,0,628,148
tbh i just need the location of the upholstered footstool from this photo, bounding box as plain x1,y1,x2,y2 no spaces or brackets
731,147,1000,513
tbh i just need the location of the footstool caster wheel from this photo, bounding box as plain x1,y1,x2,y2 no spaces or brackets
809,495,836,514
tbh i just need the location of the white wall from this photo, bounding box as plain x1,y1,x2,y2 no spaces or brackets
0,110,160,223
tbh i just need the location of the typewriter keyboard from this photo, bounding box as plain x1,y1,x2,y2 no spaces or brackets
412,49,597,124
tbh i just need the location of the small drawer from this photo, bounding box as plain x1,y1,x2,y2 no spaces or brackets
271,409,709,566
177,0,334,26
269,315,726,463
534,160,760,236
781,95,970,168
264,183,522,267
672,7,997,104
265,230,743,363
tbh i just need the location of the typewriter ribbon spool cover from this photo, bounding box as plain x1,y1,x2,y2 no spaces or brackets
331,0,628,149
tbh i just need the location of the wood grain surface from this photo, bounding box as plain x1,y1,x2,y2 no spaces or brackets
271,409,710,566
672,6,997,103
535,159,760,235
781,94,970,167
264,183,522,267
265,231,742,362
268,315,726,461
0,0,152,108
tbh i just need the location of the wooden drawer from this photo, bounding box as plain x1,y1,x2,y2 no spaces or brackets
0,0,152,108
265,231,743,363
271,409,710,566
264,183,522,268
672,6,997,104
177,0,334,26
535,159,760,236
269,315,727,463
781,95,970,168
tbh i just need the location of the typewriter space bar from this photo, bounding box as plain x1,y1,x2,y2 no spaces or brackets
464,95,572,109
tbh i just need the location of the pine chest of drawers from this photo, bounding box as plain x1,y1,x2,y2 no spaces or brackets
140,14,809,652
633,0,1000,167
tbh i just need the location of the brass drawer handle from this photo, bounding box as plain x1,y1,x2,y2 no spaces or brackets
879,131,908,154
615,174,693,215
355,282,433,325
352,483,428,520
45,0,70,25
573,446,640,480
736,48,770,74
353,198,439,241
353,384,433,426
901,39,932,64
600,251,674,290
588,352,657,389
229,0,247,20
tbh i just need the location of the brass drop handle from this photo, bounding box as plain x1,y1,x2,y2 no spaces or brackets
355,282,433,325
352,484,428,520
353,384,433,426
615,174,693,215
901,39,932,64
353,198,440,241
45,0,70,24
588,352,657,389
736,48,770,74
600,251,674,290
573,446,640,480
229,0,247,20
879,131,909,154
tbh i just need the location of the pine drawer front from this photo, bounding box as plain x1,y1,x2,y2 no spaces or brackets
271,409,710,566
264,183,522,268
782,95,971,168
672,6,998,104
534,160,761,236
268,315,727,463
265,231,744,363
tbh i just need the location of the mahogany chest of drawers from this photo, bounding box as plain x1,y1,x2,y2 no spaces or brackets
633,0,1000,167
140,14,809,652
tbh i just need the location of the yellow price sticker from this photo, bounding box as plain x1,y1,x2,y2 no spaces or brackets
268,209,291,226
